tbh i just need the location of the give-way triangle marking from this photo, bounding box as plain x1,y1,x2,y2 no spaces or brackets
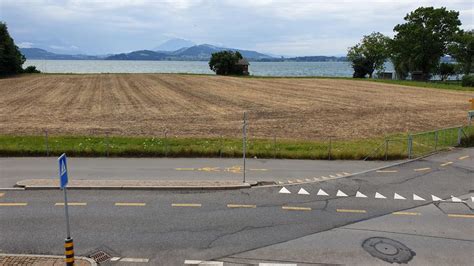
336,190,348,197
317,189,329,196
451,196,463,202
375,192,386,199
355,191,367,198
279,187,291,194
298,188,310,195
413,194,425,201
431,195,443,201
394,193,406,200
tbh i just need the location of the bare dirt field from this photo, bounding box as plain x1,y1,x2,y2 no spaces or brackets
0,74,471,140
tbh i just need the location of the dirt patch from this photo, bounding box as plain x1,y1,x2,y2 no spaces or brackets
0,74,471,140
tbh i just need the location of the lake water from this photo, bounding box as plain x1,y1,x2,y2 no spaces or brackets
26,60,394,77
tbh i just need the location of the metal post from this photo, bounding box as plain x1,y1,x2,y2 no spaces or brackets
457,127,462,146
63,187,74,265
273,132,276,159
434,131,438,151
407,134,413,159
328,137,332,160
242,112,247,183
45,129,49,157
105,132,109,157
164,129,168,157
219,135,223,158
384,139,388,161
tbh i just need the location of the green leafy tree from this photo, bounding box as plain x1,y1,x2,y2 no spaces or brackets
347,32,390,78
209,50,243,75
0,22,25,75
437,62,456,81
448,30,473,75
391,7,461,80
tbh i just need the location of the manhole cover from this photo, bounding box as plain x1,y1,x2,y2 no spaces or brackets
362,237,415,264
88,250,112,263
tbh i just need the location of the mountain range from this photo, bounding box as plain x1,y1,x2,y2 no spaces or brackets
20,43,347,62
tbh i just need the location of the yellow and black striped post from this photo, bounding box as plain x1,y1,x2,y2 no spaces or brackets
64,238,74,265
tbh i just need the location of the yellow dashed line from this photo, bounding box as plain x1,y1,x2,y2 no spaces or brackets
447,214,474,219
440,162,453,167
55,202,87,206
282,206,312,211
0,203,28,206
227,204,256,208
337,209,367,213
115,203,146,207
172,203,202,207
249,168,268,171
376,170,398,173
414,167,431,172
458,155,469,160
393,211,421,216
0,193,4,198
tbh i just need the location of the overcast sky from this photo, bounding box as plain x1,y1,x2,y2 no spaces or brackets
1,0,472,56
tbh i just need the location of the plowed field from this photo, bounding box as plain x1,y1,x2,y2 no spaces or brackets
0,74,471,140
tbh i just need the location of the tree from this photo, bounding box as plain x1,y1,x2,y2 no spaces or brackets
437,62,456,81
448,30,473,75
0,22,25,75
209,50,243,75
347,32,390,78
391,7,461,80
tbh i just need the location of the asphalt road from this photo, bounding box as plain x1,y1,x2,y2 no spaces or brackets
0,157,393,188
0,148,472,265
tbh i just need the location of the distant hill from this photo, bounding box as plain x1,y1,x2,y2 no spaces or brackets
256,56,347,62
154,38,195,51
20,48,99,60
105,50,168,60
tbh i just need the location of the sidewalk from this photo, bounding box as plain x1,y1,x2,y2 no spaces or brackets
15,179,256,190
0,254,96,266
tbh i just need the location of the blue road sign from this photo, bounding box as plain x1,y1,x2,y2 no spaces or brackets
58,153,68,189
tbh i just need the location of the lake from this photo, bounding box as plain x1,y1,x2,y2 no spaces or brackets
25,60,394,77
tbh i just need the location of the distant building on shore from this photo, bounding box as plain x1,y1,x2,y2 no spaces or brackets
236,58,250,75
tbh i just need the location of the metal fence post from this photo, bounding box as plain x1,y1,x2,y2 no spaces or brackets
434,130,438,151
219,135,223,158
273,132,276,159
105,132,109,157
457,127,462,146
164,129,168,157
242,112,247,183
407,134,413,159
44,129,49,157
384,139,388,161
328,137,332,160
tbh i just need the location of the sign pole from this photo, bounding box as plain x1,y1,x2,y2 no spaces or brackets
242,112,247,183
58,153,74,266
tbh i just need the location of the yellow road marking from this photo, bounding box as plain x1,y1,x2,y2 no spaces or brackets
227,204,256,208
0,203,28,206
198,167,220,172
249,168,268,171
448,214,474,219
458,155,469,160
0,193,4,197
175,168,195,171
282,206,312,211
393,211,421,216
55,202,87,206
172,203,202,207
337,209,367,213
376,170,398,173
115,203,146,207
440,162,453,167
414,167,431,172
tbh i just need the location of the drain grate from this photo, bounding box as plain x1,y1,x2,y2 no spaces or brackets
362,237,415,264
88,250,113,263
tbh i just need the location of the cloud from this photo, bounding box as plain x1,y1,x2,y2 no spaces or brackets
18,42,34,48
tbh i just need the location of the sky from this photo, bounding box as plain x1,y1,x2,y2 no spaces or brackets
0,0,472,56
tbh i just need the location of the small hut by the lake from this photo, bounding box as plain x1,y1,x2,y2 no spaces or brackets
236,58,250,75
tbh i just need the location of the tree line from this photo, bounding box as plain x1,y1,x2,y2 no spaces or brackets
347,7,473,82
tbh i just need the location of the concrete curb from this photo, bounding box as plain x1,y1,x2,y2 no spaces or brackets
0,253,97,265
15,179,256,190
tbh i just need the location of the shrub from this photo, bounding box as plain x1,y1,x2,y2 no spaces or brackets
209,50,244,75
23,65,41,73
462,74,474,87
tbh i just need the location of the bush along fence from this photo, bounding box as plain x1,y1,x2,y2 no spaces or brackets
0,125,473,160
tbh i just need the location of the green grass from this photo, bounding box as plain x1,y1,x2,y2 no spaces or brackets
1,126,472,160
364,79,472,91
